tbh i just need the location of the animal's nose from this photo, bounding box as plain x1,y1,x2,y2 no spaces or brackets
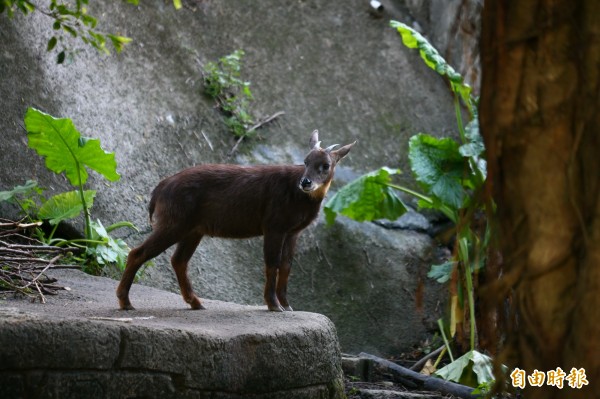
300,177,312,188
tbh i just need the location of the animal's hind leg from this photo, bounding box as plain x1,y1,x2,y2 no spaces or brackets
171,233,204,309
117,229,178,310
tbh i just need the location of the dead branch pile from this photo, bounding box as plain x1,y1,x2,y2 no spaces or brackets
0,218,81,303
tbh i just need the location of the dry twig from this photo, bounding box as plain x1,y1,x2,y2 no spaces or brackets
229,110,285,155
0,218,79,302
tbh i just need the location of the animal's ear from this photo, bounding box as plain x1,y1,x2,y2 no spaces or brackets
331,141,356,163
309,130,321,150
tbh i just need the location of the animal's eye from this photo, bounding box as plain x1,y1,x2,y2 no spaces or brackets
322,163,330,171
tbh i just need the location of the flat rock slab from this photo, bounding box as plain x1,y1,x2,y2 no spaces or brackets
0,270,344,399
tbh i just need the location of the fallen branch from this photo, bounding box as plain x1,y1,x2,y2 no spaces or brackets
358,352,481,399
229,110,285,155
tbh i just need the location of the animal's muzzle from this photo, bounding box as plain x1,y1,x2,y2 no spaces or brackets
300,177,312,190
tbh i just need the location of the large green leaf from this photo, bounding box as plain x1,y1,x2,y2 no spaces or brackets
434,350,495,388
38,190,96,225
390,20,474,115
409,134,466,210
324,167,408,224
24,108,120,186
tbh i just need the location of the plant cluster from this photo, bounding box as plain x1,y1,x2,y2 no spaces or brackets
324,21,495,389
202,50,256,138
0,0,137,63
1,0,183,63
0,108,139,278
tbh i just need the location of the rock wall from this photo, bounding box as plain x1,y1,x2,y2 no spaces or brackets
0,0,464,355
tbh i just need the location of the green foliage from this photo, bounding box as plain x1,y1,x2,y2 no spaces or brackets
24,108,120,187
25,107,120,240
203,50,256,138
434,350,495,388
324,20,495,385
0,0,136,63
84,219,138,277
408,134,467,211
324,167,408,224
390,20,475,116
0,179,45,217
37,190,96,226
0,108,139,277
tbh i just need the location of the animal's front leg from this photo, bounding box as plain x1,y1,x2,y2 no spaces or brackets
263,232,286,312
276,233,299,311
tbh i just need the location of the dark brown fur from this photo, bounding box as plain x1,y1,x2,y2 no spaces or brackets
116,131,354,311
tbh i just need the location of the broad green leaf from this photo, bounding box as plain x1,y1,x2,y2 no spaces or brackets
391,21,449,75
409,133,466,210
173,0,182,9
24,108,120,186
38,190,96,225
390,20,474,115
324,167,408,224
434,350,495,388
0,180,38,203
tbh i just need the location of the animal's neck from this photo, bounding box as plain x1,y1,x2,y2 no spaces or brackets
308,180,332,202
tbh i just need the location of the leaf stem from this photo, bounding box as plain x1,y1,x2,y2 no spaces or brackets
385,182,457,222
48,222,59,241
453,94,467,144
458,237,476,352
75,160,92,240
438,318,455,362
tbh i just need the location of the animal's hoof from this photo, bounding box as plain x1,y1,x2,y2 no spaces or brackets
268,304,285,312
120,302,135,311
283,305,293,312
189,297,205,310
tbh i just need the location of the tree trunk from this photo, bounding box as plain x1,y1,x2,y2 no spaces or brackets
480,1,600,398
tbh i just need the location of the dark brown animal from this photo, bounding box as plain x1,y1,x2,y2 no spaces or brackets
116,130,355,311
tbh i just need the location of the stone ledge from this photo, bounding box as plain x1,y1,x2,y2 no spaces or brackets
0,270,344,398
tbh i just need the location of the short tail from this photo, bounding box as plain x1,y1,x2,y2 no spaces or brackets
148,187,159,224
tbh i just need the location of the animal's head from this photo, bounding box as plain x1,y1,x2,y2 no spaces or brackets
299,130,355,200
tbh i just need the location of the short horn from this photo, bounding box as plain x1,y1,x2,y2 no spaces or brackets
324,144,339,152
309,130,321,150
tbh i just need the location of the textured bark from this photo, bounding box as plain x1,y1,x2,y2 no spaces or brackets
480,1,600,398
